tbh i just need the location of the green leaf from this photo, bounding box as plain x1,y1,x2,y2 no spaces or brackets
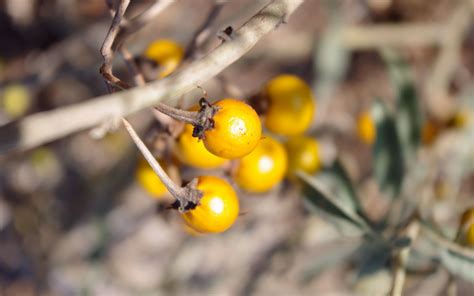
321,159,365,218
372,99,404,198
420,220,474,283
354,239,392,278
381,49,422,161
298,171,372,234
396,83,422,159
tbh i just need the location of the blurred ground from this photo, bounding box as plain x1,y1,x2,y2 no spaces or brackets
0,0,474,295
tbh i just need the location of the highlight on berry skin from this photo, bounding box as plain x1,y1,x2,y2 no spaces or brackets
181,176,240,234
233,135,288,193
202,98,262,160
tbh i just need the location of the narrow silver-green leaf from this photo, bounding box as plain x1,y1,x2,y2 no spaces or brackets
297,171,372,233
372,99,404,198
321,159,366,219
381,49,422,161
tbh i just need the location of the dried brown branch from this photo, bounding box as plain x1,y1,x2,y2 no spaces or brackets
100,0,131,92
0,0,305,154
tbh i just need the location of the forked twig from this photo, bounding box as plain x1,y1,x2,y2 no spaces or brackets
100,0,131,92
185,0,226,58
114,0,175,50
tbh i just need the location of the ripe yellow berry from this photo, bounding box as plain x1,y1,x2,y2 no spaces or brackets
460,208,474,227
357,111,376,145
203,98,262,159
181,176,239,233
467,224,474,247
1,84,31,118
144,39,184,78
456,208,474,247
447,111,470,129
285,136,321,176
175,123,227,169
233,136,288,193
264,74,315,136
135,158,167,198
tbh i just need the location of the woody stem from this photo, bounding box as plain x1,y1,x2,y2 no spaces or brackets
155,103,199,125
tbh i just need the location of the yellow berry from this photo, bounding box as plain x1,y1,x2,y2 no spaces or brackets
181,176,239,233
448,111,470,129
135,158,167,198
233,136,288,193
144,39,184,78
467,224,474,247
1,84,31,118
285,136,321,176
175,123,227,169
264,74,315,136
203,98,262,159
460,208,474,227
357,111,376,145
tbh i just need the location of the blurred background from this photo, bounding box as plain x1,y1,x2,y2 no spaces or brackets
0,0,474,295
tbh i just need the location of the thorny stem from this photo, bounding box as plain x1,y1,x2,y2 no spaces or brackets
121,118,203,211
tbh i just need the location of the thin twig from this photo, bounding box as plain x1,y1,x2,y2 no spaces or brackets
0,0,304,154
420,223,474,259
114,0,175,50
121,118,182,197
100,0,131,92
185,0,226,59
121,118,203,210
390,220,420,296
119,46,146,86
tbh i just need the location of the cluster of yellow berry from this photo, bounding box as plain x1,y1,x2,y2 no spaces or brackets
133,39,321,235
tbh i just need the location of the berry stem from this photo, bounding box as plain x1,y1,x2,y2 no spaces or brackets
155,99,219,140
155,103,199,125
122,118,202,211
